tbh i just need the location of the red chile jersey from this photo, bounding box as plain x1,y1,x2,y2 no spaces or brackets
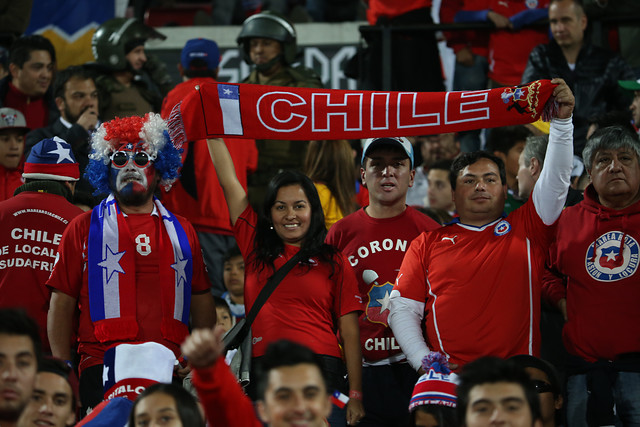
393,198,553,368
234,206,363,359
0,192,83,350
367,0,432,24
47,208,210,373
545,185,640,362
488,0,549,85
326,206,440,364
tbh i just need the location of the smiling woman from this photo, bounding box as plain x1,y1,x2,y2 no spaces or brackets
128,383,205,427
207,138,365,426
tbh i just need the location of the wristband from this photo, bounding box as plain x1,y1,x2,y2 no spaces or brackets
349,390,362,401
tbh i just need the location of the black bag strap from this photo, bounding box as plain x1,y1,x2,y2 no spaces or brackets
223,251,304,349
245,251,304,326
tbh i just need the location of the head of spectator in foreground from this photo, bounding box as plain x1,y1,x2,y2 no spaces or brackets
427,159,455,213
517,135,549,200
457,357,542,427
255,340,332,427
8,35,56,98
17,358,79,427
237,11,297,76
255,170,329,265
360,136,415,211
22,137,79,201
85,113,182,203
128,383,205,427
53,66,99,129
509,355,563,427
409,352,459,427
618,79,640,130
179,38,220,80
0,308,42,427
582,126,640,210
0,108,29,170
449,151,507,227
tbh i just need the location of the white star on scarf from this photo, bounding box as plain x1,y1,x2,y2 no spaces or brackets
49,141,74,163
171,257,189,287
102,365,109,384
223,88,232,95
98,245,126,283
376,290,391,314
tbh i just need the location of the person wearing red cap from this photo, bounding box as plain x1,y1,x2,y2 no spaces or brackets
0,136,83,351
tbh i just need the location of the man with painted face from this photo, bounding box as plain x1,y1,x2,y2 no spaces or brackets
46,113,216,415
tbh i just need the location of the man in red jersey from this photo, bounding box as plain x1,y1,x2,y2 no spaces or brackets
0,137,83,351
161,38,257,296
46,114,215,415
327,136,440,426
388,80,574,371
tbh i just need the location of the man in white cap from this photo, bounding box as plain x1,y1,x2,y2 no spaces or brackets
0,136,83,351
0,107,29,201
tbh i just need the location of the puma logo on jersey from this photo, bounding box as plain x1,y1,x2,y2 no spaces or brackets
441,235,457,244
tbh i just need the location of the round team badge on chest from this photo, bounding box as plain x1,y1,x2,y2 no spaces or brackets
585,231,639,282
494,220,512,236
526,0,539,9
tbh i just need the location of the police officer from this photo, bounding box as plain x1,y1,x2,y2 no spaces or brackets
91,18,172,121
237,11,322,207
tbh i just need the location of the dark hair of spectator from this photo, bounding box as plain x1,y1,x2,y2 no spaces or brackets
53,65,96,99
449,151,507,190
252,170,338,274
587,110,636,137
509,354,562,398
0,308,42,368
39,357,80,413
410,405,458,427
583,126,640,172
223,245,242,264
457,357,541,425
486,125,532,155
429,159,454,173
304,140,357,220
9,35,56,69
255,340,329,401
128,383,205,427
183,58,217,78
213,296,231,316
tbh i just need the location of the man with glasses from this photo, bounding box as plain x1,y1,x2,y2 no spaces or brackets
510,355,563,427
47,114,215,415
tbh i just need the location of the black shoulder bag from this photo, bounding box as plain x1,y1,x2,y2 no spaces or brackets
223,252,304,351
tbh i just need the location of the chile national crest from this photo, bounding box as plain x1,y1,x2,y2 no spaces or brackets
585,231,639,282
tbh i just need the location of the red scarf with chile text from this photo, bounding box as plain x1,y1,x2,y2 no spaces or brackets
167,80,557,146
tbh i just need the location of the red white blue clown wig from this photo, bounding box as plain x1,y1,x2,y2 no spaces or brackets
85,113,182,195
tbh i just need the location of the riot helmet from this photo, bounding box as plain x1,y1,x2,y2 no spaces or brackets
92,18,166,70
237,11,297,67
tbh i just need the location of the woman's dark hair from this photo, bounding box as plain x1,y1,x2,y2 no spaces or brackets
410,404,458,427
252,170,338,274
128,383,205,427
